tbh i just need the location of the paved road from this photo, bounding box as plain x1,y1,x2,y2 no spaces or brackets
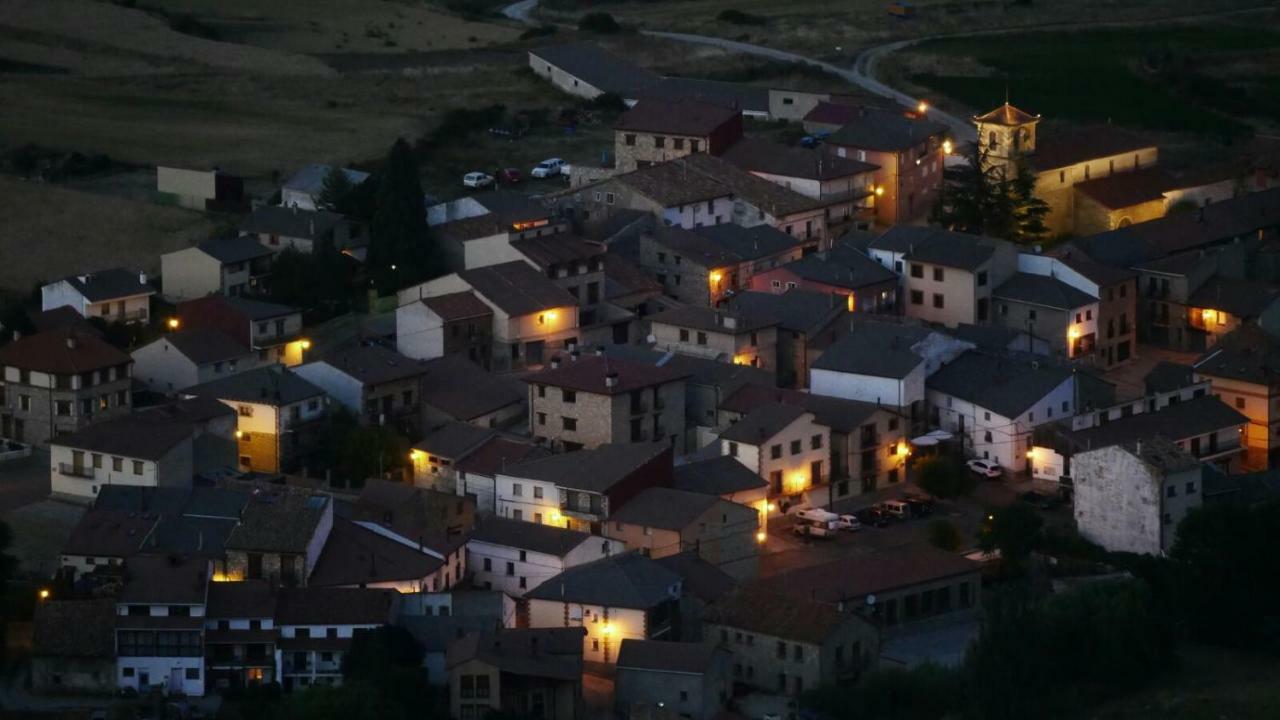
501,0,538,23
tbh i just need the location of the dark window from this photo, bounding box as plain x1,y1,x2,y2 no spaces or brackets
910,264,924,279
910,290,924,305
932,293,944,309
932,267,944,282
562,417,577,431
790,440,801,455
625,134,636,146
770,444,782,459
977,271,988,287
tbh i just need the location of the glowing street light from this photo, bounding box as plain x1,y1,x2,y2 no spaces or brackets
167,318,180,330
38,588,50,600
874,186,885,197
917,100,928,114
943,140,954,155
756,531,767,543
300,339,312,350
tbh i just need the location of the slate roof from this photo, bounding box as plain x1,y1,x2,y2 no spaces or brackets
972,102,1040,126
196,235,274,264
949,323,1031,352
1122,436,1201,473
422,291,493,322
648,305,779,335
185,365,324,406
241,205,345,240
681,154,827,217
454,435,550,477
282,164,370,198
720,138,878,181
274,587,398,626
1074,167,1174,209
525,551,681,609
871,226,1002,271
446,627,584,680
413,421,495,460
54,412,194,460
617,640,724,675
504,442,670,494
206,579,276,619
811,320,934,379
1187,276,1280,317
120,554,209,604
525,354,688,395
33,599,117,658
1050,249,1136,287
61,267,154,302
598,345,773,397
705,584,855,645
673,455,768,496
220,296,298,321
1144,361,1195,394
654,551,736,604
611,487,725,531
609,160,734,207
763,546,980,603
419,354,524,421
469,515,595,557
646,224,798,268
224,489,329,553
826,105,949,151
309,519,445,587
1066,395,1246,451
310,343,428,386
993,272,1097,310
926,351,1073,419
727,289,844,334
63,508,158,557
649,76,768,114
717,383,888,434
458,261,578,316
531,43,663,99
719,402,807,444
164,328,251,365
775,243,897,290
615,98,740,136
1030,125,1154,172
0,327,129,374
1193,324,1280,385
510,233,604,271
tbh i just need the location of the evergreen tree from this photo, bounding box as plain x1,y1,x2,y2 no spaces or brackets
370,138,436,295
933,142,1049,244
316,165,355,213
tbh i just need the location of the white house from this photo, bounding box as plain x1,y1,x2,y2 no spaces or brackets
50,413,195,501
131,329,257,394
115,555,210,697
160,236,274,301
1072,438,1204,555
719,403,829,503
274,587,399,692
926,351,1075,472
41,268,155,324
280,164,370,211
466,516,624,597
204,580,278,691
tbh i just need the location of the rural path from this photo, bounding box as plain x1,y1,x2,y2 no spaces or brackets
501,0,539,23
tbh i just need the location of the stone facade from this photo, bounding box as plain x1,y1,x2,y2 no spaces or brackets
223,549,307,587
0,364,132,447
1072,443,1203,554
530,378,687,453
704,616,876,697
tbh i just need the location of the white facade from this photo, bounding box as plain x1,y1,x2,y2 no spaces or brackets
131,338,256,394
116,581,208,697
50,438,194,501
395,302,446,362
809,364,924,410
720,413,830,499
928,375,1075,471
660,196,735,230
494,472,562,525
1016,254,1100,297
1072,444,1203,555
526,600,652,665
290,362,364,414
42,278,152,324
466,536,623,597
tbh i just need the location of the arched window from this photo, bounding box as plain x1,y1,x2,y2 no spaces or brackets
988,131,999,150
1118,217,1133,228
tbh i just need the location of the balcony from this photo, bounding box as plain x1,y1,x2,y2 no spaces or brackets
59,463,94,479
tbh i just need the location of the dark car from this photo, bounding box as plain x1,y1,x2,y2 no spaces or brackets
1019,490,1062,510
904,494,936,516
497,168,522,184
855,507,892,528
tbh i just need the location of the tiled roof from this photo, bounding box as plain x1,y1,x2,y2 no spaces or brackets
682,154,826,217
649,304,779,336
504,442,671,494
469,515,596,558
525,551,681,609
274,587,399,626
185,365,324,406
219,295,298,321
673,455,768,496
654,551,736,604
646,224,797,269
720,402,807,444
705,583,856,645
1074,167,1174,209
206,579,276,619
727,289,845,334
33,599,117,658
510,233,605,270
599,345,772,396
120,554,209,605
1030,126,1154,172
530,43,663,99
62,267,154,302
993,272,1097,310
609,160,734,207
811,319,934,380
615,98,740,137
1193,324,1280,385
611,487,726,531
224,489,329,554
926,350,1073,419
763,546,980,602
776,242,897,290
718,383,887,434
617,639,724,675
972,102,1040,126
446,627,584,680
413,421,495,460
240,205,345,240
870,225,1002,271
163,328,251,365
1187,276,1280,317
454,436,550,477
307,343,428,387
1066,395,1246,452
196,235,273,264
63,508,157,557
28,305,102,335
0,326,129,374
1050,249,1135,286
419,354,524,421
826,106,949,152
308,518,445,587
1144,361,1194,394
721,138,878,181
525,354,688,395
458,261,577,316
54,412,194,460
422,291,493,322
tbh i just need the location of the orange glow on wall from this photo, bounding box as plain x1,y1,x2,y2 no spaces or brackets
511,219,550,231
847,293,856,313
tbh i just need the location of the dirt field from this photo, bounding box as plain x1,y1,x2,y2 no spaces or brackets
0,177,216,293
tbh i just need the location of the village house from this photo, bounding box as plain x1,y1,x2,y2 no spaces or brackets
992,272,1100,360
274,587,400,692
613,98,743,173
525,551,683,665
685,154,837,251
59,508,157,576
49,411,197,502
161,236,275,301
648,305,780,372
397,260,580,372
639,223,803,307
566,159,735,230
240,204,358,256
726,289,850,388
347,479,475,566
672,455,770,528
1072,437,1205,555
431,192,570,272
615,640,733,720
184,365,327,473
605,486,761,578
114,555,211,697
307,517,458,594
204,580,278,691
825,105,949,225
704,585,878,697
30,598,118,694
1193,324,1280,469
764,546,983,632
867,226,1019,328
41,268,155,324
466,515,624,598
447,627,586,720
719,403,829,504
508,234,635,338
496,442,673,534
1036,250,1138,367
176,295,309,367
525,354,688,452
418,353,527,429
749,238,899,316
453,435,550,514
293,343,428,433
0,327,133,446
131,329,257,394
219,487,333,586
393,291,494,368
927,351,1076,473
280,164,370,211
410,421,497,492
157,166,245,212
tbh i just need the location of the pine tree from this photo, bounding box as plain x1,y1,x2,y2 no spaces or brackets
316,165,355,213
370,138,437,294
933,141,1050,244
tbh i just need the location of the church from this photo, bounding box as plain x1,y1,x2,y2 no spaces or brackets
972,102,1233,237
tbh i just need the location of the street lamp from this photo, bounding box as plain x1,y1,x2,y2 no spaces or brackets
917,101,928,114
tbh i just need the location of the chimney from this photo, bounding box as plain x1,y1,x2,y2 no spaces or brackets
138,271,148,285
65,335,77,350
605,372,619,389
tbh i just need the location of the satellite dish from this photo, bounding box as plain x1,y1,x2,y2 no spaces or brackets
866,594,877,606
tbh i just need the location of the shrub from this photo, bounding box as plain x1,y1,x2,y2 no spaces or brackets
578,12,621,34
916,456,975,498
585,92,628,114
927,519,963,551
718,8,766,25
519,24,559,40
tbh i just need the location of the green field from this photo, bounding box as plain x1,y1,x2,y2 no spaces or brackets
906,24,1280,140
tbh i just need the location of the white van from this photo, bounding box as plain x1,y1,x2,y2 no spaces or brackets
795,508,840,525
881,500,911,520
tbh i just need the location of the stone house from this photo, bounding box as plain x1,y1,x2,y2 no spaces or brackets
41,267,155,324
275,587,400,692
991,273,1100,360
0,327,133,446
524,354,688,452
749,239,899,316
447,627,585,720
615,640,733,720
567,160,735,230
672,455,770,531
219,487,333,586
605,486,761,579
160,236,274,301
826,105,949,225
613,98,743,172
1037,251,1138,368
726,289,850,388
30,598,118,694
239,204,357,256
114,555,211,697
394,291,494,368
648,305,780,373
176,295,309,367
639,223,803,307
292,343,428,435
1193,324,1280,469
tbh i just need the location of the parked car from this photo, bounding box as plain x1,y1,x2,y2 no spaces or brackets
463,171,494,189
795,508,840,525
904,493,936,516
967,458,1003,478
497,168,523,184
834,514,863,532
855,507,891,528
1019,490,1062,510
531,158,566,177
793,519,837,539
879,500,912,521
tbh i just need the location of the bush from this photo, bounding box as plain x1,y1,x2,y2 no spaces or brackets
916,456,975,498
804,664,964,720
585,92,628,115
578,12,621,33
927,519,963,551
718,8,766,25
519,24,558,40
